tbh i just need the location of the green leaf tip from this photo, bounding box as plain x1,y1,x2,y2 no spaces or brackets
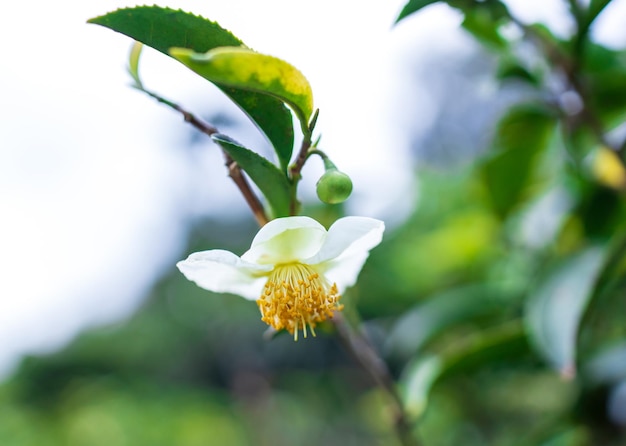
128,41,143,86
395,0,441,24
170,46,314,133
525,246,607,375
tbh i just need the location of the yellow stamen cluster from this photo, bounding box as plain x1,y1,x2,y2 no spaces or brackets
257,263,343,340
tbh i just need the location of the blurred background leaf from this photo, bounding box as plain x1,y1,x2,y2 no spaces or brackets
481,104,557,218
525,246,606,376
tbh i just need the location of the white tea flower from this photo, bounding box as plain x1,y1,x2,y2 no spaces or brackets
177,216,384,340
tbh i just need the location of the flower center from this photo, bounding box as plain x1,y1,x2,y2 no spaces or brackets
257,263,343,340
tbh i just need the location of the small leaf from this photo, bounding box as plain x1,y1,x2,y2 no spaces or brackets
518,183,574,249
128,41,143,86
402,321,527,418
211,134,292,218
525,246,607,376
170,47,314,134
585,341,626,385
88,6,294,172
481,104,556,217
587,0,612,27
588,72,626,126
578,43,626,127
395,0,442,23
386,285,503,359
402,355,443,419
575,234,626,363
461,5,508,50
496,58,540,86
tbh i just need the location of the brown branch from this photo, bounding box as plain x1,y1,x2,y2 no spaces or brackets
290,137,312,181
140,88,269,226
332,313,421,446
223,154,269,226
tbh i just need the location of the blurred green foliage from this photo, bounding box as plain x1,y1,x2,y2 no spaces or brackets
4,1,626,445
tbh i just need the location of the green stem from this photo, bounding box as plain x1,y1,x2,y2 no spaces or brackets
306,149,337,171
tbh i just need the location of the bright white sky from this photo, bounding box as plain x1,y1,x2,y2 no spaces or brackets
1,0,625,378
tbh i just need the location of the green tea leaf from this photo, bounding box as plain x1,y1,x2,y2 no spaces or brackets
402,321,527,418
395,0,441,23
88,6,241,49
386,285,503,359
170,47,314,134
588,73,626,127
525,246,606,376
587,0,612,28
481,104,556,217
461,5,508,50
88,6,294,172
575,44,626,127
211,134,292,218
575,234,626,363
496,58,541,86
585,341,626,386
402,355,443,419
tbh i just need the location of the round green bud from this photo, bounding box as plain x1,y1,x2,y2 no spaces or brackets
316,168,353,204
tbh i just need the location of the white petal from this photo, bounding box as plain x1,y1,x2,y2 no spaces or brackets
308,217,384,293
320,251,371,293
242,216,327,265
176,250,271,300
306,216,385,266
